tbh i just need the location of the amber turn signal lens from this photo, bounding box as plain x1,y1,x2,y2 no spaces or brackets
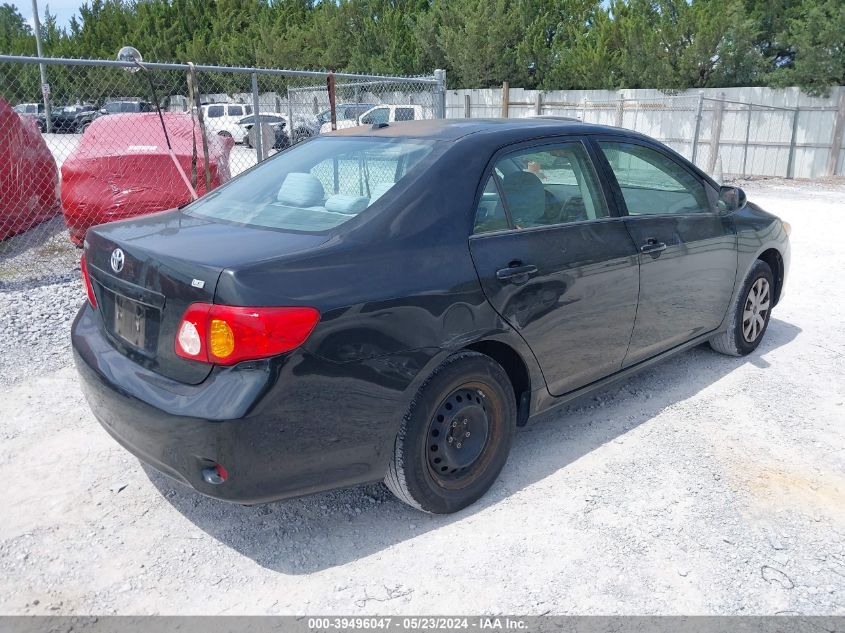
209,319,235,359
783,221,792,236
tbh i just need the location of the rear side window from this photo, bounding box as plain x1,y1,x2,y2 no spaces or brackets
395,107,416,121
473,177,508,234
206,105,224,118
598,141,710,215
474,141,608,233
187,137,438,232
228,105,244,116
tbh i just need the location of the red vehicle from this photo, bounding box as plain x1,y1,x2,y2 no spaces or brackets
0,99,60,240
61,112,232,246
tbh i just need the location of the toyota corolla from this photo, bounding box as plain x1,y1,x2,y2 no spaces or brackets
72,118,790,513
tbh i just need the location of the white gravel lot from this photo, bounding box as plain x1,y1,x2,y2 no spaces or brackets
0,179,843,615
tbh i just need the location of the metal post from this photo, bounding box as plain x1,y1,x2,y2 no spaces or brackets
327,71,337,130
535,92,542,116
464,93,471,119
742,104,752,178
786,107,800,179
690,94,704,165
30,0,52,133
250,72,263,161
582,97,587,122
501,82,510,118
826,91,845,177
614,96,624,127
433,69,446,119
286,87,295,143
706,93,725,175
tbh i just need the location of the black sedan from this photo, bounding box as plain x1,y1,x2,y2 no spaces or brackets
72,118,790,514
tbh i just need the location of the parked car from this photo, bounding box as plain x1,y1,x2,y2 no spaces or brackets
13,102,47,132
49,104,100,133
201,103,253,142
102,99,155,114
1,99,60,238
313,103,376,132
238,113,286,148
61,112,232,246
320,104,422,134
72,118,790,514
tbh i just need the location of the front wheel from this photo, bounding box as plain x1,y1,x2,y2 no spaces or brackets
385,351,516,514
709,259,774,356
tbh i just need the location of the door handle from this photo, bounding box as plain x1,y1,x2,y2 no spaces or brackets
640,238,667,254
496,263,538,282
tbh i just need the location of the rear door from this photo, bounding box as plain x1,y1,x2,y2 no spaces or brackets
592,138,737,365
469,138,640,396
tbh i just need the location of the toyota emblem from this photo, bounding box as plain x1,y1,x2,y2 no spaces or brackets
110,248,125,273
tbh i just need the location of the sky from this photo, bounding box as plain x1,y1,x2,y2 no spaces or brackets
11,0,84,30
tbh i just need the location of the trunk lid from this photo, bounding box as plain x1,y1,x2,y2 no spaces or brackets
85,209,328,384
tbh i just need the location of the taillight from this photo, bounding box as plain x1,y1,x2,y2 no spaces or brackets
81,253,97,309
175,303,320,365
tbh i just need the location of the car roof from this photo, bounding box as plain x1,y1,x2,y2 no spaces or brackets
328,117,645,142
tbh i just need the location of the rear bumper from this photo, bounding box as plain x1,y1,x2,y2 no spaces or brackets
72,304,416,504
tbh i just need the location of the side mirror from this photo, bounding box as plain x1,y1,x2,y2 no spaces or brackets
719,185,747,212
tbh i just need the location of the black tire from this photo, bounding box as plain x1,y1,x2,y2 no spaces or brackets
385,351,517,514
709,259,774,356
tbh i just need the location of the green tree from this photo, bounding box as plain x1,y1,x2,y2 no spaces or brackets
773,0,845,95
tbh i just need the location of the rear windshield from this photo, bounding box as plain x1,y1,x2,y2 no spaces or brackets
186,136,438,231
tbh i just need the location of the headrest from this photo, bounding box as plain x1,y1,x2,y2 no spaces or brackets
277,172,325,207
501,171,545,226
325,194,369,215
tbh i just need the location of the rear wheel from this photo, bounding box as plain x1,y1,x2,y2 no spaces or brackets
385,351,516,513
709,259,774,356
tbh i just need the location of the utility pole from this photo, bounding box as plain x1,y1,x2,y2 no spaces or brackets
31,0,52,132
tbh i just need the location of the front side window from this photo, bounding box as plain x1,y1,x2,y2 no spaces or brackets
473,141,609,234
228,105,244,117
206,105,224,118
187,137,439,232
598,141,710,215
361,108,389,125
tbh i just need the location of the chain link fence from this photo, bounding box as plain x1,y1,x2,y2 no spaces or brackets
0,55,443,286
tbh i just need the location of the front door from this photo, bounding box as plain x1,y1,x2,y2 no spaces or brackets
592,139,738,366
469,139,640,396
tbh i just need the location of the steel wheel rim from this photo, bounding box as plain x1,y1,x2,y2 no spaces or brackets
742,277,771,343
426,384,493,487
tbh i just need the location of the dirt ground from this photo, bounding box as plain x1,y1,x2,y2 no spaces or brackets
0,179,843,615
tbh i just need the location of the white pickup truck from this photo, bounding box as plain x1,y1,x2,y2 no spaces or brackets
320,104,424,134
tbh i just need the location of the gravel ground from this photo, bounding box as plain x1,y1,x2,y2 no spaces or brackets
0,179,843,615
